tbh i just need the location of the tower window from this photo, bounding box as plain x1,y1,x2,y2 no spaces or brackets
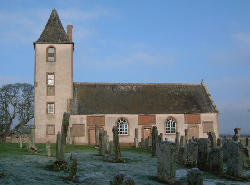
166,117,177,134
117,118,128,135
47,103,55,114
47,74,54,86
47,47,55,62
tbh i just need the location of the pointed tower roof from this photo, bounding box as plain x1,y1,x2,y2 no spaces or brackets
35,9,72,44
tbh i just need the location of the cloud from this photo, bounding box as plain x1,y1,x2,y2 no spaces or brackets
233,32,250,46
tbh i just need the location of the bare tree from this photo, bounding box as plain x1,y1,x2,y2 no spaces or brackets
0,83,34,142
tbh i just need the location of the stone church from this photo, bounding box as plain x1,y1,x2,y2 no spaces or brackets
34,9,219,145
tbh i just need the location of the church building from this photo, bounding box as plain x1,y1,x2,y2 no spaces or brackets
34,9,219,145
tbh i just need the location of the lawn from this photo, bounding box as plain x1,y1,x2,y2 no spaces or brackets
0,143,249,185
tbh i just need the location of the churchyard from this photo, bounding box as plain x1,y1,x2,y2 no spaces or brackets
0,116,250,185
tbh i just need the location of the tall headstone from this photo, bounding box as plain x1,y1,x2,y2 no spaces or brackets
246,137,249,147
56,132,64,161
226,142,243,178
184,129,188,144
95,125,99,146
46,141,52,157
185,141,198,167
208,131,216,147
157,141,176,185
175,132,180,146
99,129,105,156
197,138,211,170
19,136,23,148
209,147,223,175
222,138,230,162
158,133,163,143
147,136,152,151
134,128,139,148
187,168,203,185
152,126,158,157
112,126,121,162
217,138,222,147
30,125,36,149
180,136,184,147
61,112,70,149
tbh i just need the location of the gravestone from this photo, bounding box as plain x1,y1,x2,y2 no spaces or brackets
68,153,78,182
134,128,139,148
187,168,203,185
19,136,23,148
158,133,163,143
185,141,198,167
246,137,249,147
30,125,36,149
232,128,241,142
209,147,223,175
46,141,52,157
56,132,64,161
152,126,158,157
180,136,184,147
140,138,145,149
226,142,243,178
222,138,231,162
112,126,121,162
110,173,135,185
157,141,176,185
103,130,108,154
177,146,186,164
217,138,222,147
175,132,180,146
61,112,70,149
147,136,152,151
95,125,99,146
197,138,211,170
184,129,188,144
208,131,216,147
99,130,105,156
108,141,114,156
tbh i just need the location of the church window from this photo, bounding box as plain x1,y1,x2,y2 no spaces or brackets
166,117,176,134
47,103,55,114
47,47,55,62
117,118,128,135
47,125,55,135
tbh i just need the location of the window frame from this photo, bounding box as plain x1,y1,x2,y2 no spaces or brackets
46,124,55,135
46,46,56,63
46,73,55,96
165,116,177,134
116,117,129,135
47,102,55,114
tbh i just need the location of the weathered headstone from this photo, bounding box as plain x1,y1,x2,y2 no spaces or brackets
134,128,139,148
185,141,198,167
246,137,249,147
19,136,23,148
187,168,203,185
103,130,108,154
209,147,223,175
226,142,243,178
157,141,176,185
180,136,184,147
99,129,105,156
108,141,114,156
208,131,216,147
184,129,188,144
30,125,36,149
110,173,135,185
152,126,158,157
46,141,52,157
232,128,241,142
197,138,211,170
147,136,152,151
113,126,121,162
95,125,99,146
217,138,222,147
61,112,70,149
68,153,78,182
158,133,163,143
56,131,64,161
175,132,180,146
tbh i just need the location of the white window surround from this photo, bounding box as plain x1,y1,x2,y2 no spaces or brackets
166,117,176,134
117,118,128,135
48,103,55,114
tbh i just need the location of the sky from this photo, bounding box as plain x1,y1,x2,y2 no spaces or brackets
0,0,250,134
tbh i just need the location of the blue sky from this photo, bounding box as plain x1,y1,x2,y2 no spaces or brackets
0,0,250,134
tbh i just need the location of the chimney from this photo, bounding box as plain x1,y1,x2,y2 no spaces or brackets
67,25,73,42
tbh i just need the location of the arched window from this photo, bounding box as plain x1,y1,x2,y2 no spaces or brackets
47,47,55,62
117,118,128,135
166,117,176,134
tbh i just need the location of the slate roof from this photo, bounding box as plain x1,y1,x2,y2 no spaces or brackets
35,9,72,44
71,82,218,115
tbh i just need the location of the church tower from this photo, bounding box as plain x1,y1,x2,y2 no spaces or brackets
34,9,74,143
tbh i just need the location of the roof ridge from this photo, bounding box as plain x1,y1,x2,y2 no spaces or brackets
73,82,201,86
